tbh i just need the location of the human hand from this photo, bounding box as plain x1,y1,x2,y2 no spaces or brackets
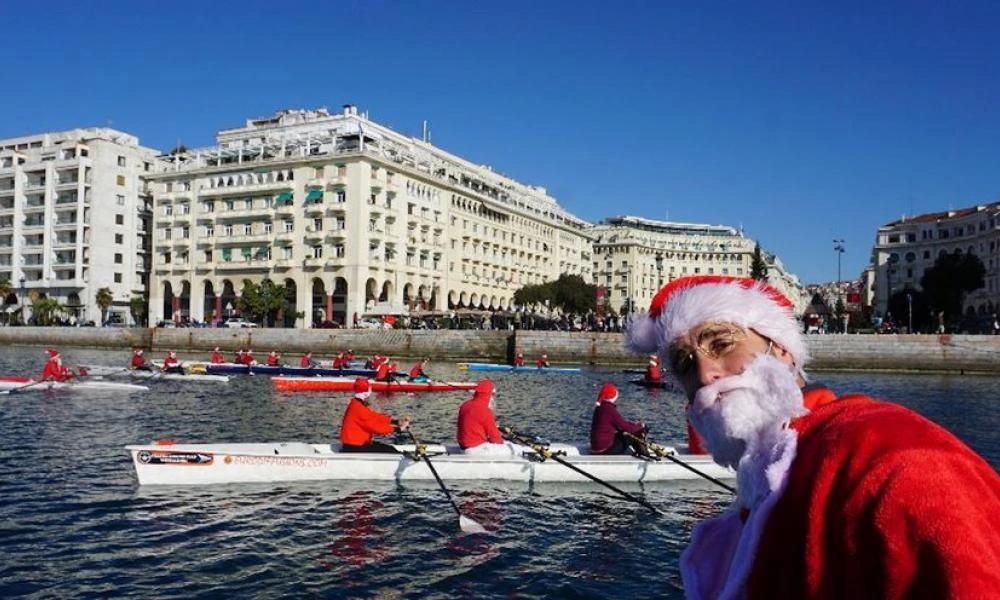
399,417,411,432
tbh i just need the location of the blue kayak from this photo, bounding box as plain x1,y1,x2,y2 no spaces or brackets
205,363,377,377
460,362,582,374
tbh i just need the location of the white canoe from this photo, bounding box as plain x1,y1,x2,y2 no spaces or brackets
0,378,149,394
125,441,734,486
81,366,229,383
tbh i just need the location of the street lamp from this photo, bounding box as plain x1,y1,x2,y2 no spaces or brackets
833,240,845,332
19,276,25,325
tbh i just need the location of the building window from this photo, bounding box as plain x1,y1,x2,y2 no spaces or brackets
116,175,126,186
264,223,272,234
284,220,294,233
115,233,123,244
164,252,171,264
244,223,252,235
114,273,122,283
117,156,126,167
117,194,125,206
115,214,124,225
312,246,323,258
335,244,345,257
223,224,233,236
336,190,346,203
282,247,292,259
205,250,213,262
313,218,323,231
114,253,122,264
205,225,214,237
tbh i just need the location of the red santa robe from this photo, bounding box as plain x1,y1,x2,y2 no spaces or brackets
682,388,1000,599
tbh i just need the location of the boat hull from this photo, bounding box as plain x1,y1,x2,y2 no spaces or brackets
629,379,672,389
459,363,582,373
80,366,229,383
205,363,376,377
272,377,476,393
125,442,733,486
0,376,149,393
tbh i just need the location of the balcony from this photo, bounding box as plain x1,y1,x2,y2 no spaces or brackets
273,258,296,269
159,191,192,203
325,230,346,242
304,228,323,243
216,259,270,271
325,205,346,216
217,233,270,245
302,257,322,269
173,238,191,248
23,202,45,213
197,237,215,247
199,180,293,197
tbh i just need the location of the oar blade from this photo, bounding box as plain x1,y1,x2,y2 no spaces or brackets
459,514,488,534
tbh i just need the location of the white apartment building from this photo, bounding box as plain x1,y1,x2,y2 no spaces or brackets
145,106,592,327
590,216,806,316
0,129,158,325
873,203,1000,318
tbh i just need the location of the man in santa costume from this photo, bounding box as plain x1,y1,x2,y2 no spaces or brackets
626,275,1000,598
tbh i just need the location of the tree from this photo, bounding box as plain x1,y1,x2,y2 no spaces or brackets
169,144,188,155
236,279,286,327
888,286,931,333
130,296,147,327
96,287,114,325
32,297,65,326
920,251,986,326
750,243,768,281
513,274,597,315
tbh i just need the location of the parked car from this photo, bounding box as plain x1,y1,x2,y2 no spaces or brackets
223,318,258,329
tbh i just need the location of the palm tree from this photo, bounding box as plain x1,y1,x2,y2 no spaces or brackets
96,287,114,325
130,296,147,327
32,297,65,326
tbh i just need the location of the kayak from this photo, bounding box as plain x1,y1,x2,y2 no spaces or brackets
272,376,476,393
125,440,733,486
0,376,149,393
458,362,582,374
80,366,229,383
204,363,376,378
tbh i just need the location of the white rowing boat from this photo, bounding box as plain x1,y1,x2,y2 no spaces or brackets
0,377,149,394
125,441,733,486
80,366,229,383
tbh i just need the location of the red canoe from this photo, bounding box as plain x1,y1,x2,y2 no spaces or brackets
272,377,477,393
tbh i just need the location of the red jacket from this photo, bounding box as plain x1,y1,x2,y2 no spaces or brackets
41,360,73,382
162,355,180,369
300,355,313,368
375,363,390,381
408,363,426,379
457,391,503,449
683,390,1000,598
513,356,524,367
266,354,279,366
340,397,396,446
210,351,223,364
645,364,661,382
131,354,147,369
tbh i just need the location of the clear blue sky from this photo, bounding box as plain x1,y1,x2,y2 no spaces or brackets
3,1,1000,284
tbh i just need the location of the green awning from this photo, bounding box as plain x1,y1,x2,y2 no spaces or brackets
276,191,293,205
222,248,232,261
305,190,323,203
241,247,252,258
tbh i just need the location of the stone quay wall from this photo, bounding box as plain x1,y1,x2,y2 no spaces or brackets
0,327,998,374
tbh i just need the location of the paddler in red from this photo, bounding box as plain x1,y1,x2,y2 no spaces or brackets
457,380,519,455
589,383,647,455
626,275,1000,598
266,351,280,366
332,352,347,369
644,354,662,384
161,351,185,374
512,351,524,367
536,353,549,368
131,348,152,371
408,358,430,383
209,347,224,364
339,378,410,453
300,351,315,368
40,349,74,382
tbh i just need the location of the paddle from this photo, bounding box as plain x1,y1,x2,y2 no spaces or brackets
503,427,661,514
621,431,735,494
407,429,487,534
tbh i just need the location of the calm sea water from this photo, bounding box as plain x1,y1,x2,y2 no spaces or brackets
1,345,997,599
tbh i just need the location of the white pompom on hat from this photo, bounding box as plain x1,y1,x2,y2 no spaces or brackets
596,382,618,405
626,275,808,369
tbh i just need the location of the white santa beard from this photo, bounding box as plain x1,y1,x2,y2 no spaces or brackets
687,354,807,470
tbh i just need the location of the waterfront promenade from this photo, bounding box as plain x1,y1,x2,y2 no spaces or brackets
2,327,1000,374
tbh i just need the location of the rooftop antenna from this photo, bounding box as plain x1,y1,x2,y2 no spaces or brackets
422,120,429,143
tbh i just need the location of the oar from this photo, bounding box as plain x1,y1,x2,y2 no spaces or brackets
407,429,487,534
503,427,660,514
621,431,735,493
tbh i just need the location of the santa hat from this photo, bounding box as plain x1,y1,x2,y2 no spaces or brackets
353,377,371,399
626,275,808,369
596,382,618,405
46,349,59,358
473,379,495,402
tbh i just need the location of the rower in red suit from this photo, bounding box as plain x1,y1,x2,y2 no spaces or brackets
266,351,280,367
40,349,74,382
161,351,185,375
536,353,549,368
210,346,224,364
512,351,525,367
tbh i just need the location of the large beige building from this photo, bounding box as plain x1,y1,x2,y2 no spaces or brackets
145,106,592,327
590,216,806,316
872,202,1000,318
0,129,159,324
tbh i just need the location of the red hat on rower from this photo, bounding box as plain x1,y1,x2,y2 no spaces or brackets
353,377,371,398
596,382,618,405
473,379,495,401
46,349,59,358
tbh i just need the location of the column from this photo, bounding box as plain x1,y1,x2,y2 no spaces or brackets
172,296,180,323
215,296,223,323
325,293,333,322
